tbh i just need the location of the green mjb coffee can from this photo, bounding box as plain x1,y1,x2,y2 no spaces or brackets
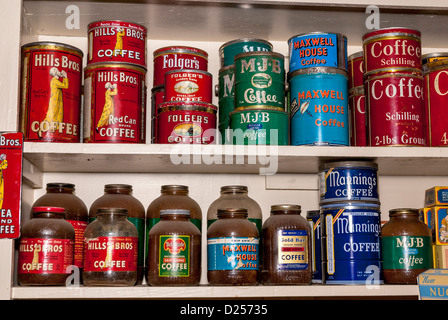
229,107,289,145
219,38,273,68
234,52,285,111
218,65,235,144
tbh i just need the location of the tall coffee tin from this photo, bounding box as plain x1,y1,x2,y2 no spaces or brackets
349,86,367,146
219,38,273,68
348,51,364,89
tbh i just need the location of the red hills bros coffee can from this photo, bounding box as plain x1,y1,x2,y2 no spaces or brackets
20,42,83,143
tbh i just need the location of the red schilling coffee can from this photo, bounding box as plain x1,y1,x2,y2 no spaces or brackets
83,63,147,143
362,27,422,74
164,69,212,103
153,46,208,86
424,60,448,146
348,51,364,89
87,20,147,68
349,86,367,146
364,68,426,146
19,42,83,142
156,101,217,144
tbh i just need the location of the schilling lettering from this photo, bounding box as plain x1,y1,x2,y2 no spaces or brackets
327,170,377,190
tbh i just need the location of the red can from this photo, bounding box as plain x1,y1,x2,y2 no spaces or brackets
349,86,367,146
83,63,147,143
164,69,212,103
363,27,422,74
153,46,208,86
151,84,165,143
364,68,425,146
348,51,364,89
156,101,217,144
20,42,83,143
87,20,147,68
424,60,448,146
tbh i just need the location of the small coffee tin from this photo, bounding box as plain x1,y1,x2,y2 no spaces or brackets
348,51,364,89
288,32,348,72
151,84,165,143
219,38,273,68
218,65,235,144
83,62,147,143
20,42,83,143
164,69,212,103
422,52,448,65
87,20,147,68
153,46,208,87
349,86,367,146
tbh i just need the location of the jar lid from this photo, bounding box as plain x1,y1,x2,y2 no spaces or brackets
160,209,191,217
161,185,188,191
32,206,65,214
96,208,128,216
104,184,132,190
389,208,419,216
46,182,75,189
220,185,248,192
271,204,302,212
217,208,248,217
306,210,320,218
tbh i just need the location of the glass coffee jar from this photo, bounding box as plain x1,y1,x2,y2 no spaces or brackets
261,204,312,285
207,185,262,234
89,184,145,284
83,208,138,286
18,206,75,286
381,208,433,284
207,208,259,286
32,182,88,270
147,209,201,286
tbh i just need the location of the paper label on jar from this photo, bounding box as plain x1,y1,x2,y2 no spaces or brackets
18,238,74,274
84,236,137,272
159,235,190,277
66,220,87,269
207,237,259,271
381,236,433,270
277,230,309,270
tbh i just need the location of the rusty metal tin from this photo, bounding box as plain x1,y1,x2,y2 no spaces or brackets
87,20,147,68
164,69,212,103
153,46,208,87
20,42,83,143
348,51,364,89
348,86,367,146
422,52,448,65
83,62,147,144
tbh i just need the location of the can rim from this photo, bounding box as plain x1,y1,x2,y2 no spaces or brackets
287,31,347,44
348,51,363,61
87,19,147,32
229,108,288,116
22,41,84,57
234,51,284,61
320,202,381,210
84,61,147,72
219,38,273,53
348,86,365,96
423,59,448,74
160,209,191,216
287,66,348,80
234,105,284,111
153,46,208,58
362,27,421,41
363,67,423,80
319,160,378,170
388,208,419,216
270,204,302,211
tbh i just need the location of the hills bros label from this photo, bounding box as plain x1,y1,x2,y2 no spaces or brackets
20,42,83,143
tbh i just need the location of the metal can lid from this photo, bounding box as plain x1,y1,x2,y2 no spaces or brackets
22,41,84,57
363,67,422,79
160,209,191,217
88,20,147,32
362,27,421,42
319,160,378,171
46,182,75,190
306,210,320,218
320,202,381,211
423,59,448,74
153,46,208,58
161,185,189,191
389,208,419,215
217,208,248,217
220,185,248,193
84,61,147,73
271,204,302,212
32,206,66,214
348,51,363,61
105,184,132,190
287,66,348,80
219,38,273,54
96,207,128,216
234,51,284,62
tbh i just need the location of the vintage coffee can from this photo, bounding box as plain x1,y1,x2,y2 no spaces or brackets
349,86,367,146
164,69,212,103
156,101,217,144
288,32,348,72
348,51,364,89
87,20,147,68
219,38,273,68
20,42,83,143
218,65,235,144
234,51,285,110
423,60,448,146
151,84,164,143
362,27,422,74
288,67,349,146
364,68,425,146
153,46,208,87
83,62,147,143
422,52,448,65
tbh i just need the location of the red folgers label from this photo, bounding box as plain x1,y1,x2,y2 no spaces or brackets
349,86,367,146
83,63,147,143
364,69,426,146
164,69,212,103
424,60,448,146
156,102,217,144
18,238,74,274
348,51,364,89
84,236,138,272
153,46,208,86
87,20,147,68
363,27,421,73
20,42,83,142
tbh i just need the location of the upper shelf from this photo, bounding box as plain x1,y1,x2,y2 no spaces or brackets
23,0,448,47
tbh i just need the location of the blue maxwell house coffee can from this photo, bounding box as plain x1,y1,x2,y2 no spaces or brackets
288,67,349,146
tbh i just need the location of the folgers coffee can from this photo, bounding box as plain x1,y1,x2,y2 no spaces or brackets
87,20,147,68
234,51,285,110
156,101,217,144
362,27,422,73
229,107,289,145
219,38,273,68
218,65,235,144
83,63,147,143
320,202,382,284
318,160,379,204
288,67,349,146
423,60,448,146
364,68,426,146
164,69,212,103
422,52,448,65
153,46,208,87
349,86,367,146
288,32,348,72
348,51,364,89
20,42,83,143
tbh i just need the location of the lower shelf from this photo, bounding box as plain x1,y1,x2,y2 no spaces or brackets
11,284,419,299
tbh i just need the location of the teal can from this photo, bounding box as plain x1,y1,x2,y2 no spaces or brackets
229,107,289,145
219,38,273,68
234,51,285,111
218,65,235,144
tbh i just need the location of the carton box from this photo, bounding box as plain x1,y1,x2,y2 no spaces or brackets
434,245,448,268
425,186,448,207
418,269,448,300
